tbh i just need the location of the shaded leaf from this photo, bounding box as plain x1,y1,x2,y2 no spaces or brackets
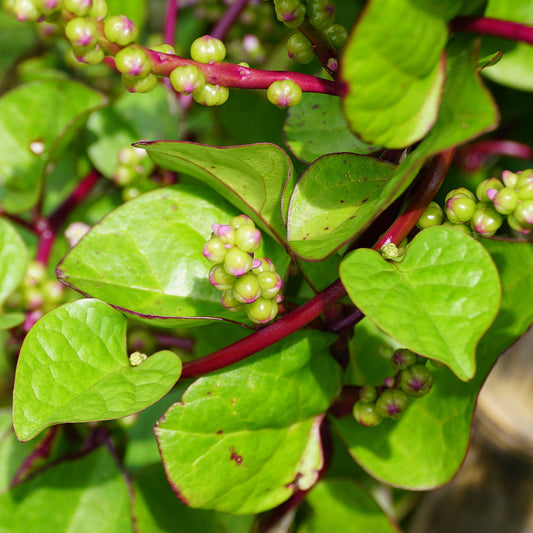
155,331,341,514
13,299,182,441
57,185,288,327
0,218,28,305
340,226,501,381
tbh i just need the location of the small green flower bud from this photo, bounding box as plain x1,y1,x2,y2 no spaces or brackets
103,15,138,46
287,32,314,64
399,364,434,397
252,257,275,274
169,65,205,95
507,213,532,235
391,348,418,371
445,187,476,204
221,289,244,312
416,201,444,229
246,297,278,324
501,170,519,188
209,264,236,291
445,195,476,224
150,43,176,54
76,45,104,65
190,35,226,63
267,79,302,108
123,73,158,93
88,0,107,20
375,389,409,419
470,204,503,237
476,177,504,202
65,17,98,48
63,0,92,17
203,236,228,264
192,83,229,106
307,0,335,29
274,0,306,28
13,0,41,21
230,214,255,230
514,199,533,226
359,385,377,403
492,186,518,215
212,224,235,245
223,247,253,276
324,24,348,48
115,46,151,77
129,351,148,366
256,271,282,299
234,224,261,252
353,400,382,427
233,273,262,304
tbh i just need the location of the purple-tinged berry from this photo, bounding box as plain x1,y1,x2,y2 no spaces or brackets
122,73,158,93
274,0,306,28
88,0,107,20
399,364,434,397
193,83,229,106
375,389,408,419
233,273,262,304
252,257,275,274
230,214,254,230
501,170,518,188
353,401,382,427
221,289,244,312
209,264,236,291
211,224,235,245
476,177,504,202
445,187,476,204
325,24,348,48
150,43,175,54
359,385,377,403
267,79,302,108
445,195,476,224
416,201,444,229
246,297,278,324
115,46,151,77
65,17,98,48
63,0,92,16
307,0,335,29
37,0,61,16
203,236,227,264
76,45,104,65
169,65,205,95
492,187,518,215
117,146,145,166
470,204,503,237
234,224,261,252
514,199,533,226
257,271,282,299
13,0,41,21
190,35,226,63
223,247,253,276
287,33,314,64
507,213,532,235
391,348,418,371
103,15,138,46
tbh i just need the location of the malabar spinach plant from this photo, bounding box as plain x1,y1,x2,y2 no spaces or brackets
1,0,533,530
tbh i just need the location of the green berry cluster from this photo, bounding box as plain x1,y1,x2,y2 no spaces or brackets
203,215,283,324
352,348,434,427
112,145,156,201
417,169,533,237
169,35,229,107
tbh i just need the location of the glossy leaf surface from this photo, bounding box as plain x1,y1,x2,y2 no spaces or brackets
13,299,182,441
155,331,341,514
340,226,501,381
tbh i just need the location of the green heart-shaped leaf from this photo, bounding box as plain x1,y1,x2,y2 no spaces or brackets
13,299,182,441
340,226,501,380
155,331,341,514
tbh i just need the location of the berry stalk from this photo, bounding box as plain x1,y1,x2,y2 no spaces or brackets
451,16,533,46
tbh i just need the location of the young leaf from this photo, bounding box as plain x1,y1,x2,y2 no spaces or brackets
0,447,134,533
13,299,182,442
341,0,450,148
155,330,342,514
137,141,295,244
296,478,400,533
0,80,106,214
0,218,28,305
332,239,533,490
339,226,501,381
57,185,288,326
284,93,380,163
287,154,396,260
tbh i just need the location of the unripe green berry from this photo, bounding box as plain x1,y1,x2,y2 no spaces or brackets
115,46,151,77
274,0,306,28
209,264,236,291
230,214,255,230
122,73,158,93
518,178,533,200
267,79,302,108
353,401,382,427
117,146,145,167
203,236,228,264
113,164,137,186
65,17,98,48
221,289,244,312
287,33,314,64
150,43,176,54
223,247,253,276
63,0,92,17
36,0,60,16
416,201,444,229
476,177,504,202
492,186,518,215
103,15,138,46
445,195,476,224
76,45,104,65
514,199,533,226
246,297,278,324
13,0,41,21
88,0,107,20
252,257,275,274
399,364,434,397
375,389,409,419
190,35,226,63
307,0,335,29
169,65,205,95
324,24,348,48
359,385,378,403
445,187,476,204
257,271,282,299
212,224,235,245
23,261,47,288
391,348,418,371
507,213,532,235
233,273,262,304
193,83,229,106
234,224,261,253
470,204,503,237
501,170,519,188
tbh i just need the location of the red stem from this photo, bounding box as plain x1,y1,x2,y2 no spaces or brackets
164,0,178,46
211,0,250,41
374,148,456,248
451,16,533,46
459,140,533,171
